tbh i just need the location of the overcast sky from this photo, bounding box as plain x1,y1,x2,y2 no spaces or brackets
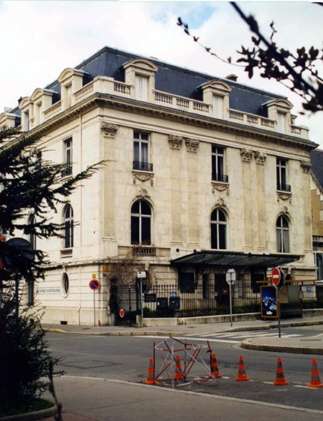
1,1,322,148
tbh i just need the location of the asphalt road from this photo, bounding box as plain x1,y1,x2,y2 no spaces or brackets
46,326,323,412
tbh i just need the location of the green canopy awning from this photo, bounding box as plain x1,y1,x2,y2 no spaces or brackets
171,251,300,269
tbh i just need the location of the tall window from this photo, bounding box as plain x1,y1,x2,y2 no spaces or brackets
277,112,286,133
135,75,148,101
133,132,152,171
211,208,227,249
131,200,151,245
276,158,290,191
213,95,223,119
62,138,73,177
22,111,29,131
276,215,290,253
212,146,227,182
315,253,323,281
63,204,74,248
28,214,36,250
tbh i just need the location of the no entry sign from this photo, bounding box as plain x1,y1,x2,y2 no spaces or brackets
272,267,285,289
89,279,100,290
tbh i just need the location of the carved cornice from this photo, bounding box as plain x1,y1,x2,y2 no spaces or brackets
254,151,267,165
133,171,154,186
185,138,199,153
168,135,184,150
211,181,229,195
240,149,253,162
20,93,317,153
300,160,311,173
101,122,118,138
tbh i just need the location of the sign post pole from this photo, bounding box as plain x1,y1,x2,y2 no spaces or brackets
226,269,236,327
271,267,285,338
89,278,100,327
93,289,96,327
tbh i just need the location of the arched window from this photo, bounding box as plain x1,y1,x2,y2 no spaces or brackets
211,208,227,249
28,214,36,250
131,200,151,245
276,215,290,253
63,204,74,248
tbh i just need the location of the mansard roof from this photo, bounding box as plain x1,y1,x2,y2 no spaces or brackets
44,46,286,118
311,149,323,189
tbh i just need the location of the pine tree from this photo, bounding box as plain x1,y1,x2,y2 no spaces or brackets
0,127,104,412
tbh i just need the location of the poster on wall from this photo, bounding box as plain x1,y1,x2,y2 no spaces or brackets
261,286,277,319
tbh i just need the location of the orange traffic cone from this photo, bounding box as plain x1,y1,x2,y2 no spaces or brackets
144,358,155,385
209,353,222,379
273,357,289,386
236,355,250,381
307,358,323,388
174,355,184,380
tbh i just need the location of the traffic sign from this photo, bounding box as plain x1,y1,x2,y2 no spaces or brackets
272,267,281,286
89,279,100,290
226,268,236,285
272,267,285,289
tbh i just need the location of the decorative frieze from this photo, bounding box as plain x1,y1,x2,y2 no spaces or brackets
133,171,154,186
185,138,199,153
277,191,292,204
101,122,118,138
168,135,184,150
240,148,253,162
254,151,267,165
211,181,229,195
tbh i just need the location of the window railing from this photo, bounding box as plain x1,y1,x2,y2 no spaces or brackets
212,173,229,183
277,183,291,192
61,164,72,177
132,246,156,257
133,161,153,172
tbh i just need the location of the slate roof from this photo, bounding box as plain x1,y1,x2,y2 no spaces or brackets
44,46,285,118
311,148,323,189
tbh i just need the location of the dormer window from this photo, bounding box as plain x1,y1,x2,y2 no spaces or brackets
22,110,30,131
58,68,89,110
277,112,286,133
123,59,158,102
264,98,293,135
135,75,149,101
213,95,224,119
201,80,231,120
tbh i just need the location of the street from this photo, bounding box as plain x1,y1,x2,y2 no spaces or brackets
46,325,323,413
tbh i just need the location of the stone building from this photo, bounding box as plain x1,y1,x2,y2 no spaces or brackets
0,46,318,325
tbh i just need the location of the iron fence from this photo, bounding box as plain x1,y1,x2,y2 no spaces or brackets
114,283,259,322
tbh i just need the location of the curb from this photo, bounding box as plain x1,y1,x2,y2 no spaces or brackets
45,328,182,336
241,339,323,355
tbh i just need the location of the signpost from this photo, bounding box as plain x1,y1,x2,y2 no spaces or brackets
226,268,236,327
89,278,100,326
271,267,285,338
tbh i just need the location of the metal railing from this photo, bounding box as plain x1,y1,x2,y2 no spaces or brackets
115,283,259,320
212,173,229,183
133,161,153,172
277,183,291,192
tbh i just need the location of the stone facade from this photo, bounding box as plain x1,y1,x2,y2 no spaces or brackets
0,46,318,325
